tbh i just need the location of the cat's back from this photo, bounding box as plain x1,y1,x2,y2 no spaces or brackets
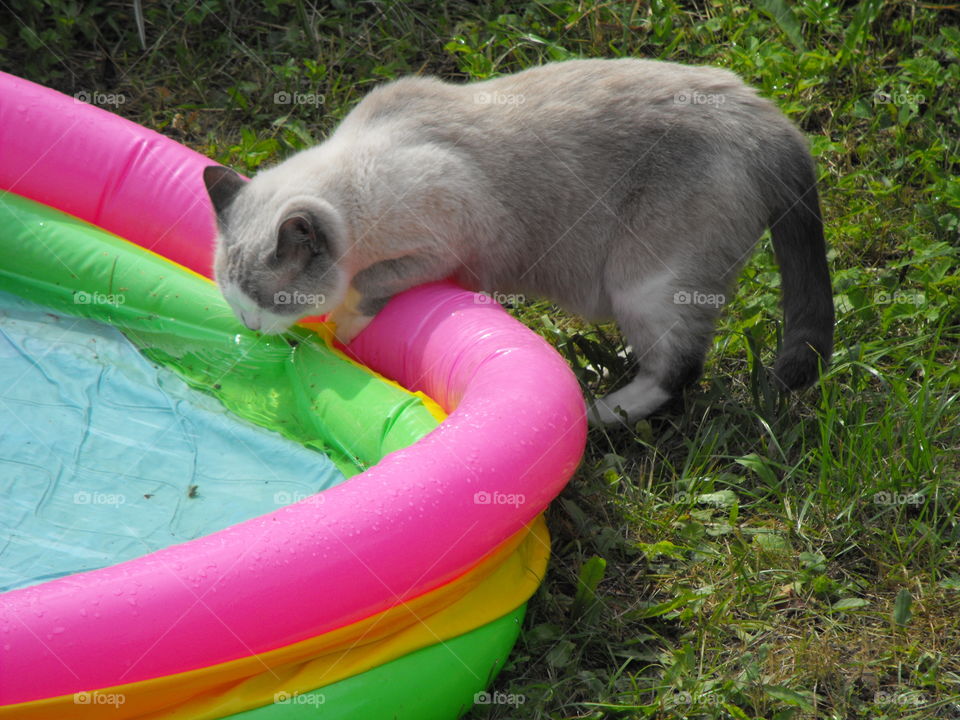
336,58,790,154
480,58,786,138
485,58,751,103
334,75,461,138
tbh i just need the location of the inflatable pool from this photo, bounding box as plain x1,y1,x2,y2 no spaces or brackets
0,73,586,718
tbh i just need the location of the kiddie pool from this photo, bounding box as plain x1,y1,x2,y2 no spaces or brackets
0,73,586,719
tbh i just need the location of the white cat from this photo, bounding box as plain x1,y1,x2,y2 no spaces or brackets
204,58,833,424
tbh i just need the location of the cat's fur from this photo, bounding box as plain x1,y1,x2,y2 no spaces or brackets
203,58,834,424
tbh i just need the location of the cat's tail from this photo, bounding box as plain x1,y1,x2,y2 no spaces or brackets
768,150,834,391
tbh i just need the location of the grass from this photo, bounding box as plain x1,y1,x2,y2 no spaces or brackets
4,1,959,718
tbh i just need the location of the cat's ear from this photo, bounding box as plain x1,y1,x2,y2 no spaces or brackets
274,214,318,266
203,166,245,217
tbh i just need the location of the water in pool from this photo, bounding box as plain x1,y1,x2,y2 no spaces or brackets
0,289,346,592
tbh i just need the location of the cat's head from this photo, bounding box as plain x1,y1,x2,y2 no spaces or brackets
202,166,348,334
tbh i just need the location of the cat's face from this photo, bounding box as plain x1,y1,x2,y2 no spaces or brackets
203,166,348,334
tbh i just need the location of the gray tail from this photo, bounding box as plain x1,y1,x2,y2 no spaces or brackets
769,158,834,390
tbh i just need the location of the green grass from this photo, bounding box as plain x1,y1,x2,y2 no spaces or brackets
4,1,959,718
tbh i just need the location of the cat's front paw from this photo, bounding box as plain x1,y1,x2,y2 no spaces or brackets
329,309,373,344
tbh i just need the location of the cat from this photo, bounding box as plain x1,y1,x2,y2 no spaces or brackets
203,57,834,425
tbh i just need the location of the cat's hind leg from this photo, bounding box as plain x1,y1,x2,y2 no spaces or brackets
587,277,716,426
588,374,672,426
